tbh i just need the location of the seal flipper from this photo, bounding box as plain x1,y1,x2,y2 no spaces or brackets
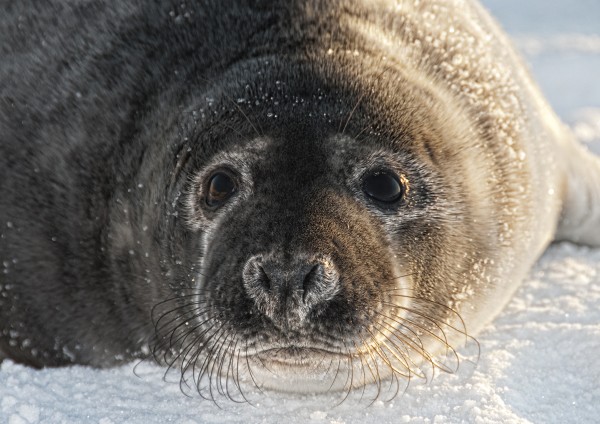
555,140,600,246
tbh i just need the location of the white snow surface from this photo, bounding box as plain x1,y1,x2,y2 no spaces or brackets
1,1,599,423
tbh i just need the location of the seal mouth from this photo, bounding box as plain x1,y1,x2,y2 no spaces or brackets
248,346,344,365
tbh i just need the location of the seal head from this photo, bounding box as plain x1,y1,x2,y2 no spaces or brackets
149,58,494,394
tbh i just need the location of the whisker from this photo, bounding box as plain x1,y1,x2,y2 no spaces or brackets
375,314,438,374
352,340,370,401
244,338,264,395
356,333,383,404
379,300,452,348
364,326,413,380
340,91,367,135
189,324,226,404
234,343,253,405
364,328,405,401
384,292,470,338
224,338,248,404
335,341,355,406
213,328,236,398
370,322,422,380
327,356,344,393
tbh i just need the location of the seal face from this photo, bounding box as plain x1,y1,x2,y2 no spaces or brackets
148,72,497,393
1,0,600,399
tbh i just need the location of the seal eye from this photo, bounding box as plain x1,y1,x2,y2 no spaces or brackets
363,171,404,203
206,172,236,207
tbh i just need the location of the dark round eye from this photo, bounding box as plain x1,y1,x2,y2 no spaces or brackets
206,172,236,207
363,171,404,203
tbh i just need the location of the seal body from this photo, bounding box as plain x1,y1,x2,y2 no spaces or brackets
1,0,599,395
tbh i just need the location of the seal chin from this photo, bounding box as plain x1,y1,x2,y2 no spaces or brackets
251,346,343,364
244,348,352,393
242,344,418,394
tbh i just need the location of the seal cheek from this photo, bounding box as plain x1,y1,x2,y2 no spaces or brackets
242,254,340,330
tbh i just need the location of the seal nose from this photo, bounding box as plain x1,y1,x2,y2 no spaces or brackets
242,255,340,328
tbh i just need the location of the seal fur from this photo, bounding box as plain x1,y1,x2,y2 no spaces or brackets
1,0,599,398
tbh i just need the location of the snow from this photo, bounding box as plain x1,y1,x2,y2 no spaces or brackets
2,245,599,423
1,1,599,423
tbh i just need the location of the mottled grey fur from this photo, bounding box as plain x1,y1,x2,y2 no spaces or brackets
1,0,599,397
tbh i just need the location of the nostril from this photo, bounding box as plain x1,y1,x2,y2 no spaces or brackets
301,261,340,307
257,265,271,291
302,264,322,303
242,256,271,297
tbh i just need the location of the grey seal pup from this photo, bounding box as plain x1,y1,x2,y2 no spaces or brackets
1,0,599,399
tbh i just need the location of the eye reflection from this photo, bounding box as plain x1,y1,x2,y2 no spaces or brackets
206,172,236,207
362,171,404,203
